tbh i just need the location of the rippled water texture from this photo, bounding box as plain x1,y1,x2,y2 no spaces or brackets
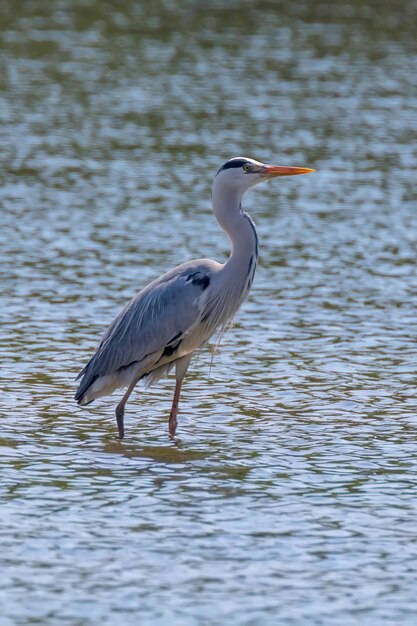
1,1,417,624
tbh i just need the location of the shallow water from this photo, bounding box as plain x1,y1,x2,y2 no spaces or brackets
1,1,417,624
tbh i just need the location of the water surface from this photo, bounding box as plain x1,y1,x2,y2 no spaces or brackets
1,1,417,624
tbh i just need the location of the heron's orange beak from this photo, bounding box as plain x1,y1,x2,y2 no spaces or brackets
261,165,315,177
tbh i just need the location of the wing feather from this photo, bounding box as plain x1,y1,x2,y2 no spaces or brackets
75,261,216,401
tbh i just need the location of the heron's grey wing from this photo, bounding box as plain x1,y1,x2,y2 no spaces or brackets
75,264,212,401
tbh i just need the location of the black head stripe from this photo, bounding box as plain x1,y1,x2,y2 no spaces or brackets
217,158,249,175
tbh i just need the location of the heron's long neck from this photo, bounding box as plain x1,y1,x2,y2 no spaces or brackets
204,182,259,328
212,186,259,272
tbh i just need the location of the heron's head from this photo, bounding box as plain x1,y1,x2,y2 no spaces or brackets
214,157,315,196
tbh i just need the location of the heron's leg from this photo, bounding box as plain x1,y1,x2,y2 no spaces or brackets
169,354,192,437
115,377,141,439
169,379,183,437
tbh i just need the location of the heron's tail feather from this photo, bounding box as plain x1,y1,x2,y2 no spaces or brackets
75,368,85,382
75,370,131,406
74,359,94,405
76,396,95,407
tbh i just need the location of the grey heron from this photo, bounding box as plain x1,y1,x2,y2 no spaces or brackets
75,157,314,438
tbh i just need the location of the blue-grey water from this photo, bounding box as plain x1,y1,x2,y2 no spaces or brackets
1,1,417,624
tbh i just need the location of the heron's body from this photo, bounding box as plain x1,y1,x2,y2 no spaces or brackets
75,157,314,437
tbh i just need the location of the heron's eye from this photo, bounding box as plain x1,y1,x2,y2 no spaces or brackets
243,164,250,172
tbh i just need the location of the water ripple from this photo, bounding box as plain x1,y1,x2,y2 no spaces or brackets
1,1,417,624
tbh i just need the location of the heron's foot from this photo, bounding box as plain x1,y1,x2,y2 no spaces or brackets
115,404,125,439
169,411,178,438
